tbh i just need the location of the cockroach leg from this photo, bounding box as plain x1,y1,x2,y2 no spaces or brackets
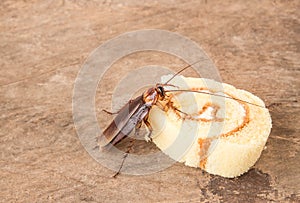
143,116,153,142
112,124,142,178
112,153,128,178
136,121,142,130
172,106,190,120
112,136,136,178
155,101,167,111
102,109,120,115
103,98,136,115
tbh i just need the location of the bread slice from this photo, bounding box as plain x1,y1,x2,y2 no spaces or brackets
148,75,272,178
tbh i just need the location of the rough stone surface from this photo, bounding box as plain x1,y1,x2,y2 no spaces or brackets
1,0,299,202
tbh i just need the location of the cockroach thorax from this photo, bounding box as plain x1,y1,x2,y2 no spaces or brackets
143,87,160,106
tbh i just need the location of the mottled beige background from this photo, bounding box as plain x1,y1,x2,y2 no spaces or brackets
1,0,299,202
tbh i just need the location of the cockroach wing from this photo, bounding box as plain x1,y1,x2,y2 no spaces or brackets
98,95,144,148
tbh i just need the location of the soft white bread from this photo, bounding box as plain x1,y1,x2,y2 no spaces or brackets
148,75,272,178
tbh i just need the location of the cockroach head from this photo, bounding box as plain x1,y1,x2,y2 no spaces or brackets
156,85,165,98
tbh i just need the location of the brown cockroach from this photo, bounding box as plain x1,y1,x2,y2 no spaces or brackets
97,61,265,177
98,62,199,149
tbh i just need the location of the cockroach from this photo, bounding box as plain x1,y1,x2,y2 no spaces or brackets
97,61,265,177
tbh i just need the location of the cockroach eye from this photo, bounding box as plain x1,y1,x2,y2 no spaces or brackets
157,86,165,97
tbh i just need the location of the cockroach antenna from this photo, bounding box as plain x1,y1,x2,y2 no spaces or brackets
165,89,266,108
163,60,266,109
164,59,208,85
